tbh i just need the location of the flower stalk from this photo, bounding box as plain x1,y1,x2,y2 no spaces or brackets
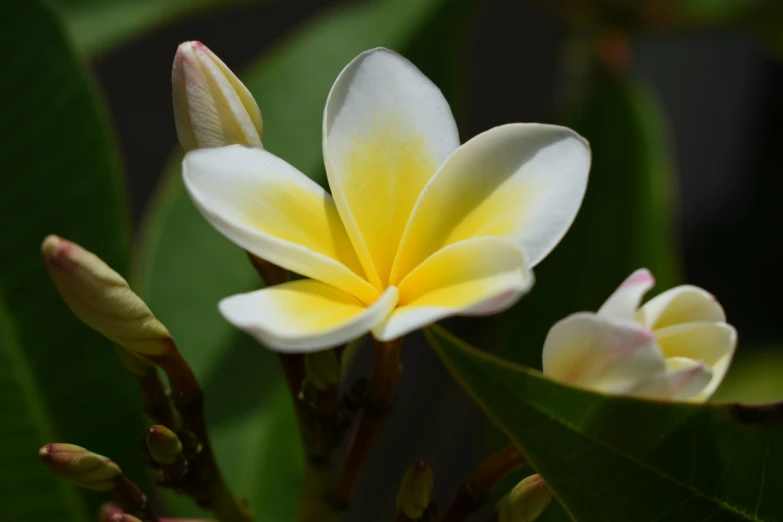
333,337,402,508
439,444,527,522
115,348,179,431
150,348,252,522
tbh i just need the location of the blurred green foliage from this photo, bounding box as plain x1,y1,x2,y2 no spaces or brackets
0,2,146,520
52,0,256,56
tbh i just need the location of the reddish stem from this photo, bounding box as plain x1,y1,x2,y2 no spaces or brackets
439,444,526,522
333,338,402,508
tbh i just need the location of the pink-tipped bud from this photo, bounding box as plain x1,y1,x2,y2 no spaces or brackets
41,235,172,357
172,41,263,152
396,460,434,519
497,474,553,522
146,425,183,465
39,444,121,492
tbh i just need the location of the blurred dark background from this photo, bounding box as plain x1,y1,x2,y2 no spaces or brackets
87,0,783,519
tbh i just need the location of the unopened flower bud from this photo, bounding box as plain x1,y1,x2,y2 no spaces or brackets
146,425,183,465
304,349,341,390
42,235,172,357
397,460,434,519
39,444,121,492
172,41,263,151
497,474,552,522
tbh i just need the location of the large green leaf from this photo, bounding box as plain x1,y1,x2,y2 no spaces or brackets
427,326,783,522
133,0,454,517
492,72,679,367
52,0,255,57
0,2,145,520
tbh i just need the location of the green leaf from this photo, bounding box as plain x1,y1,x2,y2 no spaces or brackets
133,0,454,516
0,2,145,520
491,72,680,367
52,0,255,57
427,325,783,522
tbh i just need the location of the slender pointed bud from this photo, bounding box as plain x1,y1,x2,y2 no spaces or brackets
304,349,341,390
146,425,183,465
497,474,553,522
39,444,121,492
42,235,173,357
172,41,263,151
397,460,434,519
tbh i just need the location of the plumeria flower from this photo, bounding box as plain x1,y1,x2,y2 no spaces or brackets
182,48,591,352
543,269,737,402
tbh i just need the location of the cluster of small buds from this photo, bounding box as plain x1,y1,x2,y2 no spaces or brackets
37,41,265,522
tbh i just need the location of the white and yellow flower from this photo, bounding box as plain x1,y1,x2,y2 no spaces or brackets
182,48,591,352
543,269,737,402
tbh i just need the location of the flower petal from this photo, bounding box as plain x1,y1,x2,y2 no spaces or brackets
597,268,655,320
390,123,590,285
542,313,666,394
654,322,737,401
219,280,398,353
628,357,713,402
373,238,532,341
637,285,726,330
323,48,460,288
183,145,378,304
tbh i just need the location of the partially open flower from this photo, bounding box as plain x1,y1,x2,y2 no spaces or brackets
543,269,737,402
182,48,591,352
172,41,263,151
42,235,172,357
